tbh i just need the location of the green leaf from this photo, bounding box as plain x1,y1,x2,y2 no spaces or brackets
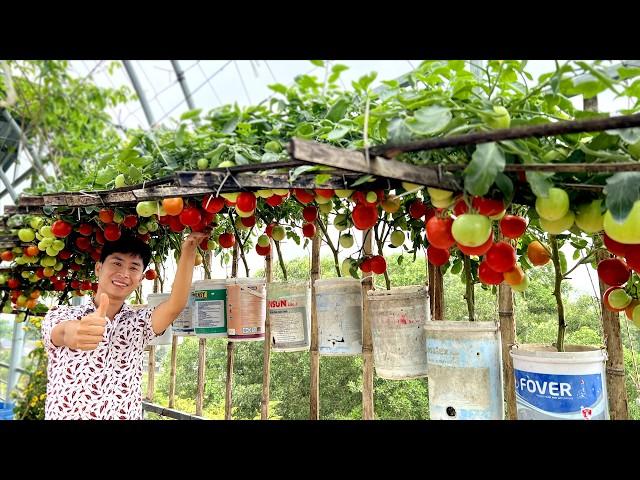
350,174,375,187
572,249,581,261
404,106,452,136
261,152,280,163
495,172,514,203
310,60,325,67
289,165,319,183
180,108,202,121
525,171,554,198
326,125,350,141
606,128,640,145
234,152,249,165
127,165,142,182
328,64,349,83
326,97,350,122
175,124,186,147
314,174,331,186
604,172,640,221
268,83,288,95
294,123,315,139
353,72,377,92
617,66,640,80
450,260,462,275
397,255,404,265
464,143,506,196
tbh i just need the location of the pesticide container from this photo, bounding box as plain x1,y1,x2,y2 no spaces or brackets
192,279,227,338
171,288,195,336
267,282,311,352
226,278,266,342
315,278,362,356
368,286,429,380
145,293,173,346
510,344,609,420
425,321,504,420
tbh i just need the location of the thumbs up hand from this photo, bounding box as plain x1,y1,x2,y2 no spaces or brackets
65,293,110,351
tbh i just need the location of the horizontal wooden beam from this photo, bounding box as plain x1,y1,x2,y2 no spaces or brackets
141,401,206,420
427,162,640,173
288,138,461,191
369,112,640,157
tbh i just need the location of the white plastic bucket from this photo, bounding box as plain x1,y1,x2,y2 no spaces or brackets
146,293,173,345
315,278,362,356
510,344,609,420
267,282,311,352
226,278,266,342
425,321,504,420
368,286,429,380
192,279,227,338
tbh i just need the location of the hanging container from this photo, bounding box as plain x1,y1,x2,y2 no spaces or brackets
510,344,609,420
226,278,266,342
368,286,429,380
192,279,227,338
267,281,311,352
145,293,173,346
425,321,504,420
315,278,362,356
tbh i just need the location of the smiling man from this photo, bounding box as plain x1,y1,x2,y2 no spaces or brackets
41,231,208,420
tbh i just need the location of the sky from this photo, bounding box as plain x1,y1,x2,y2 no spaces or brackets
2,60,632,302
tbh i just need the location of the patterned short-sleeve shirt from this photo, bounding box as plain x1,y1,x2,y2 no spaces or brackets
41,301,159,420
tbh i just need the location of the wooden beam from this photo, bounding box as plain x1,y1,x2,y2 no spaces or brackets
498,250,517,420
289,139,461,191
225,243,239,420
168,335,178,409
428,263,444,321
146,346,155,401
361,229,375,420
260,240,273,420
309,222,321,420
142,401,205,420
195,338,206,417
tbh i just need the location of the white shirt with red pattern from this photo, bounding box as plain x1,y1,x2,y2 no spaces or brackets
41,302,159,420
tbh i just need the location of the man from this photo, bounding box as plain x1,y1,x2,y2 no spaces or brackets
42,231,208,420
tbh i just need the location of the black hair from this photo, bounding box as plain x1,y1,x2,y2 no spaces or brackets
99,234,152,269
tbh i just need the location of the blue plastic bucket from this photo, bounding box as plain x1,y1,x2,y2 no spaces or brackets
0,401,15,420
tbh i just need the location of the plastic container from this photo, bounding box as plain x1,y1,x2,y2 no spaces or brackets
368,286,429,380
226,278,266,342
0,401,15,420
315,278,362,356
510,344,609,420
267,282,311,352
192,279,227,338
146,293,173,346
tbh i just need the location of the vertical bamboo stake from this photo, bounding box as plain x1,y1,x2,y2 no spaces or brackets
261,240,274,419
361,229,375,420
146,275,160,401
428,263,444,320
168,335,178,408
225,243,239,420
583,95,628,419
196,250,212,417
309,222,321,420
498,250,517,419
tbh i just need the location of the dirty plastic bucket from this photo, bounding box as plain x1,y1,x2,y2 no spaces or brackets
510,344,609,420
146,293,173,345
425,321,504,420
226,278,266,342
267,282,311,352
172,288,195,336
368,286,429,380
0,401,15,420
192,279,227,338
315,278,362,356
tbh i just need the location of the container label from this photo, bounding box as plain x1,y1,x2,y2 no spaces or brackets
193,289,226,334
271,308,307,345
514,369,607,420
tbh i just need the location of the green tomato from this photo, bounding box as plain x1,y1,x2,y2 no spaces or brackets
0,274,6,284
335,189,354,198
2,304,12,314
136,201,158,217
451,214,492,247
45,246,58,257
29,217,44,230
608,288,631,309
271,226,285,242
115,174,127,188
339,234,354,249
264,141,282,153
113,211,125,224
334,214,350,231
632,305,640,328
218,160,236,168
52,240,65,250
575,199,604,234
39,225,54,238
427,187,453,201
539,211,575,235
603,200,640,244
197,158,209,170
535,187,570,221
257,235,270,248
485,105,511,129
511,274,530,293
18,228,35,242
390,230,405,247
319,202,332,214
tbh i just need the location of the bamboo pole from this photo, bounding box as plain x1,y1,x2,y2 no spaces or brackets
428,263,444,320
168,334,178,408
225,243,239,420
195,251,212,417
260,240,274,419
498,262,517,420
146,346,156,401
309,222,321,420
361,229,375,420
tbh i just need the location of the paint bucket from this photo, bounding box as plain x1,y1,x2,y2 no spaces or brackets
226,278,266,342
192,279,227,338
146,293,173,346
0,401,14,420
510,344,609,420
172,288,195,336
425,321,504,420
315,278,362,356
368,286,429,380
267,281,311,352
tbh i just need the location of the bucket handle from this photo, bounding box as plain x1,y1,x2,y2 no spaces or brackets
238,284,266,300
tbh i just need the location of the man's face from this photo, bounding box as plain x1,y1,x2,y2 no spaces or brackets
95,252,145,301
